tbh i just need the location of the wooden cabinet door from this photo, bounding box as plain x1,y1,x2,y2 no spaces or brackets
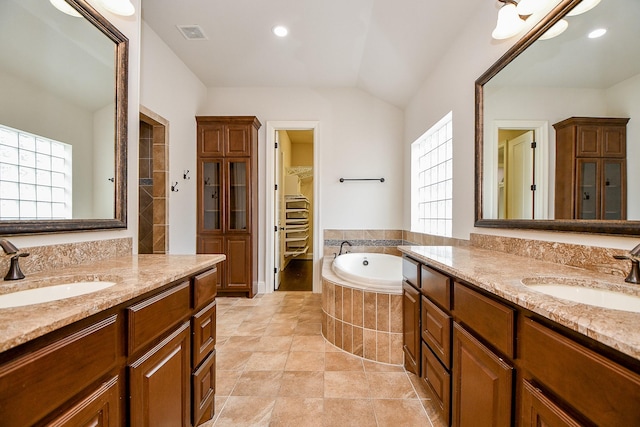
601,125,626,157
225,158,251,232
402,282,421,376
226,235,250,290
575,158,600,220
129,322,191,427
198,159,223,233
452,323,513,427
601,159,626,220
575,125,600,157
46,376,120,427
520,380,582,427
198,122,225,157
226,124,251,156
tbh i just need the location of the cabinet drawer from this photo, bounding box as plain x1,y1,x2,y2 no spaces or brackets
402,256,420,288
521,317,640,426
192,300,216,368
421,295,451,369
421,342,451,426
46,376,120,427
193,268,217,309
192,350,216,426
0,315,119,427
127,281,190,355
453,282,514,358
421,265,451,310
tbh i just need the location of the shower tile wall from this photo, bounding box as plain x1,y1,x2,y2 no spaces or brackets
139,122,154,254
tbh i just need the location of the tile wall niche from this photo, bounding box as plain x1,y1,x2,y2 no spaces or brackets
0,238,132,277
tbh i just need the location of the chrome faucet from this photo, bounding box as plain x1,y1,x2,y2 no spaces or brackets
613,242,640,284
1,239,30,281
338,241,352,256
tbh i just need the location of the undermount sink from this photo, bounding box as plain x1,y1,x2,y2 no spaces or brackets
522,277,640,313
0,281,116,309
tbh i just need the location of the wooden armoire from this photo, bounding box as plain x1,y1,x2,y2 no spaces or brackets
196,116,261,297
553,117,629,220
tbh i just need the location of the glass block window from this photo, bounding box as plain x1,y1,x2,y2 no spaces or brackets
0,125,72,219
411,111,453,237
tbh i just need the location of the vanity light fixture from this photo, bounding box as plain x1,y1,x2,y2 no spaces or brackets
493,0,601,40
515,0,553,16
49,0,82,17
272,25,289,37
539,19,569,40
99,0,136,17
567,0,601,16
492,0,526,40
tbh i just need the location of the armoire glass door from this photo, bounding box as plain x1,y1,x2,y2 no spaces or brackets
227,159,249,231
202,160,222,231
602,160,625,220
577,159,598,219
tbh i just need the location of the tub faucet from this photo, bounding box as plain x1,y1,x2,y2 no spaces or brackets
1,239,30,281
338,241,352,256
613,241,640,284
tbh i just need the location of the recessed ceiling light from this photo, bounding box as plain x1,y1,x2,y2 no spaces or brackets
588,28,607,39
272,25,288,37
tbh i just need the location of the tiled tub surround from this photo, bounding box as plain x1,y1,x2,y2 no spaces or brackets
321,258,403,365
0,237,132,278
323,229,469,258
399,245,640,361
0,253,224,352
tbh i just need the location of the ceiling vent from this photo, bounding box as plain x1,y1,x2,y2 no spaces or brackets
177,25,208,40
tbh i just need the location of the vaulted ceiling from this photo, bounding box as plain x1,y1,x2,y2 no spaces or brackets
141,0,485,108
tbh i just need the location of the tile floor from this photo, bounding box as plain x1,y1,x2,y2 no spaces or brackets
203,291,445,427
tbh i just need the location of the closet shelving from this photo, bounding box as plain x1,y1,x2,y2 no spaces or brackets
284,195,310,257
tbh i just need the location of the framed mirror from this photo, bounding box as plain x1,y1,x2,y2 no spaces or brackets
0,0,127,234
475,0,640,235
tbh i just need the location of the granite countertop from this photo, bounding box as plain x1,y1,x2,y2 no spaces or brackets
0,254,225,353
398,245,640,362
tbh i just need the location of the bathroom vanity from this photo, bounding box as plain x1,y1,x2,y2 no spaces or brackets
0,254,224,426
401,246,640,426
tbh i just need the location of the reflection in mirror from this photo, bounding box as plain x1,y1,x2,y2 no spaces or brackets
476,0,640,234
0,0,127,233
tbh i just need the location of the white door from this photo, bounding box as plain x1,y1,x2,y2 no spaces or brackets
274,131,282,290
506,130,535,219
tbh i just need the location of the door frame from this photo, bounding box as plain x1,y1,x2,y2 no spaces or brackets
486,120,549,220
265,121,321,293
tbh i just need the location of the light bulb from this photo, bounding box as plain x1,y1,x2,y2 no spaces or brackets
539,19,569,40
49,0,82,17
99,0,135,17
567,0,601,16
517,0,552,16
492,3,526,40
272,26,289,37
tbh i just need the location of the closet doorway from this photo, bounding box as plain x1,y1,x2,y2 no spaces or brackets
275,129,314,291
